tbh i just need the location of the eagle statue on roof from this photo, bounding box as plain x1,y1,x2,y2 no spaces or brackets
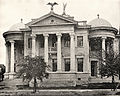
47,2,58,12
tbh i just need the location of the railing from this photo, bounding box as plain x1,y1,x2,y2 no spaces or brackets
49,47,57,52
78,21,87,25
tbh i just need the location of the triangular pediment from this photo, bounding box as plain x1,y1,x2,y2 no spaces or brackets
26,12,77,26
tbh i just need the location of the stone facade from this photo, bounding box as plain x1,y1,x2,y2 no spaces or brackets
3,11,120,86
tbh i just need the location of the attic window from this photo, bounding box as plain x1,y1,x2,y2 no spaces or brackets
51,20,54,22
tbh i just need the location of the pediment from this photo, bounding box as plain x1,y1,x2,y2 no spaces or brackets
26,12,77,26
33,16,72,25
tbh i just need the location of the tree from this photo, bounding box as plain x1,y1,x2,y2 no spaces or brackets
99,50,120,84
16,56,49,93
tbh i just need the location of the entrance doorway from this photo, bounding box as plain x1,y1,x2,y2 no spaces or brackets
52,59,57,72
91,61,97,76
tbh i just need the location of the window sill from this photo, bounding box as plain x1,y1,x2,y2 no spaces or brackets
76,46,84,48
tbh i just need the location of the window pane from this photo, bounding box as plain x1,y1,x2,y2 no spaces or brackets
64,58,70,71
52,37,57,47
77,36,83,47
77,58,83,72
64,37,70,47
52,59,57,72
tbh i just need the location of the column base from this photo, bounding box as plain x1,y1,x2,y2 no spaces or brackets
4,72,9,79
4,72,16,79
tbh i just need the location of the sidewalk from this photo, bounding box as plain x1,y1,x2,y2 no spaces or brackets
0,89,119,96
0,88,120,92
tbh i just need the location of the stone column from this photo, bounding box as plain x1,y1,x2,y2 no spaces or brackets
43,33,49,65
113,38,119,54
102,37,106,51
31,34,36,57
36,37,39,56
70,33,76,72
56,33,62,72
5,43,9,73
102,37,106,61
24,32,27,57
10,40,15,73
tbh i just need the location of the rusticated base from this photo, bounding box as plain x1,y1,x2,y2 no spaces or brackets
29,72,90,87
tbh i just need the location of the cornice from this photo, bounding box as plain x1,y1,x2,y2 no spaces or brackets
29,23,76,27
3,31,22,38
116,34,120,38
90,26,118,34
76,25,91,29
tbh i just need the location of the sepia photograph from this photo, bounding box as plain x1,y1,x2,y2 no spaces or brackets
0,0,120,95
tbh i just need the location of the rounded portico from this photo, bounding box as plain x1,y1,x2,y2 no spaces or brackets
3,21,26,79
89,16,118,53
88,15,118,77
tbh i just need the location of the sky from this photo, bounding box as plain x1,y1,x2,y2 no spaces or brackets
0,0,120,64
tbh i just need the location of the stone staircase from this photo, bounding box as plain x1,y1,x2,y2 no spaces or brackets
1,78,76,89
0,78,24,90
40,80,76,88
29,78,76,88
90,77,117,83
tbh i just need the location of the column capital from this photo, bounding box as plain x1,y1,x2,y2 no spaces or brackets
102,36,107,39
56,33,62,37
9,40,15,43
43,33,49,37
31,34,36,38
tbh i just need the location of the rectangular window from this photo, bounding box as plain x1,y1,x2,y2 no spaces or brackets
77,58,83,72
28,38,32,48
52,59,57,72
91,61,97,76
52,37,57,47
64,58,70,71
77,36,83,47
64,36,70,47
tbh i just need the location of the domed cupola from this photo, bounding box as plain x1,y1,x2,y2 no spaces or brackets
89,18,112,27
8,22,26,31
88,14,118,38
3,19,27,41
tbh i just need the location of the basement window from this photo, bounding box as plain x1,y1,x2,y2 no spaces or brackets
78,78,81,80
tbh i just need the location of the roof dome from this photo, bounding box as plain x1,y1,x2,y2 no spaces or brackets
89,18,112,27
9,22,26,31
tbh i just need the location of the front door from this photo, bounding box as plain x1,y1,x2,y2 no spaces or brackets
91,61,97,76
